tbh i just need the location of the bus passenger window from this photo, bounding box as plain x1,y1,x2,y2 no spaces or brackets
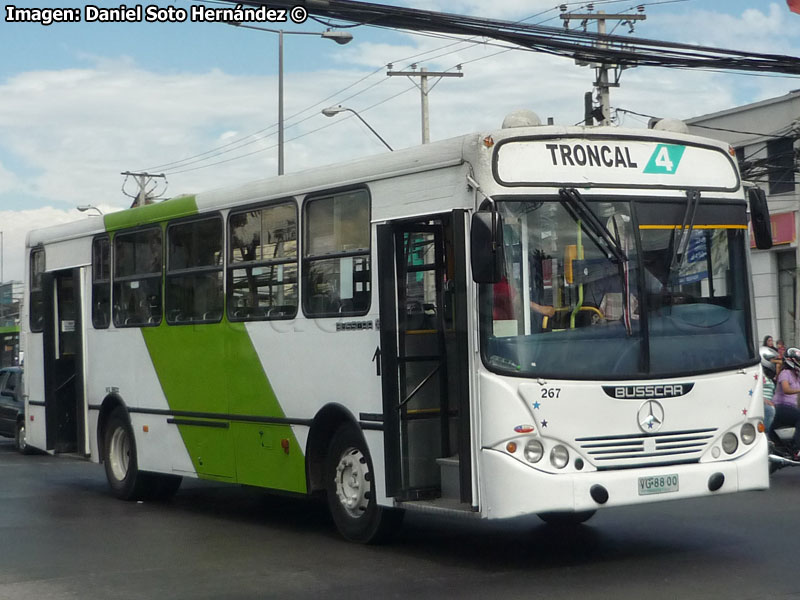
303,189,370,317
166,217,223,324
113,228,163,327
29,248,45,332
228,202,298,320
92,237,111,329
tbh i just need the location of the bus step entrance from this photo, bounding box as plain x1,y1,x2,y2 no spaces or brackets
396,224,453,500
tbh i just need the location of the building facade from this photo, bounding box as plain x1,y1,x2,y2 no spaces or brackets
687,91,800,347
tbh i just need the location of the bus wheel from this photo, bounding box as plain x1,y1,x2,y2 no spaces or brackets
103,408,148,501
15,420,32,455
325,424,402,543
537,510,596,526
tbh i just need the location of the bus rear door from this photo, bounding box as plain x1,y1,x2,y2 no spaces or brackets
42,267,86,454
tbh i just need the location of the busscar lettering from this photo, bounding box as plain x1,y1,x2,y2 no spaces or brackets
546,143,639,169
614,385,684,399
5,5,81,26
602,383,694,399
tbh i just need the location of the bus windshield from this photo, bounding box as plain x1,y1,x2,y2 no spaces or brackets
482,195,756,379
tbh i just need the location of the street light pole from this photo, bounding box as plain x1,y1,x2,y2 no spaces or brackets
386,66,463,144
322,105,393,151
278,29,285,175
228,23,353,175
77,205,104,217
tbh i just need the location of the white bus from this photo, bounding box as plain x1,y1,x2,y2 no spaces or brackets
22,115,772,542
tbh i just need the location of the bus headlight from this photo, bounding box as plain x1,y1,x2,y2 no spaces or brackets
740,423,756,445
550,445,569,469
722,432,738,454
524,439,544,463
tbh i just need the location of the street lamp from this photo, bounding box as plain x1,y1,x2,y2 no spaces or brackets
321,105,394,151
77,205,103,217
229,23,353,175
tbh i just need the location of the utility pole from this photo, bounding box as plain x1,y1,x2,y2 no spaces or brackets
561,7,646,125
121,171,167,207
387,65,463,144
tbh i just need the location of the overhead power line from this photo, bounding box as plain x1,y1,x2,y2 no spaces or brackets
616,108,798,139
201,0,800,75
165,83,418,175
152,0,689,176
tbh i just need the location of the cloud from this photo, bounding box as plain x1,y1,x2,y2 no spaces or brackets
393,0,566,21
0,161,22,195
0,207,80,282
655,3,800,55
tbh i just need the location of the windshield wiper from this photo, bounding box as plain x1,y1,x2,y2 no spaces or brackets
668,190,701,283
559,188,633,334
558,188,628,264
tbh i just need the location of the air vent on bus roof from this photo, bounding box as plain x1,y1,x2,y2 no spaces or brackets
502,109,542,129
648,117,689,134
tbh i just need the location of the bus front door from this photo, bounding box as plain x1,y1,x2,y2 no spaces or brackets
42,268,85,454
377,211,472,504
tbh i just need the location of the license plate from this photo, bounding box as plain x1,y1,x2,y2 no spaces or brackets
638,474,679,496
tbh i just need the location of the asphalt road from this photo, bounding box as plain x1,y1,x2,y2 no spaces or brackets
0,437,796,600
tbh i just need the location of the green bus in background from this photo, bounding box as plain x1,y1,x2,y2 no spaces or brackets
0,325,20,368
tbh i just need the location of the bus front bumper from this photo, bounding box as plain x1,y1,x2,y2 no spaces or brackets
479,434,769,520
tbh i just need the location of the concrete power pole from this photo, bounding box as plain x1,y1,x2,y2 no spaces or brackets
561,8,646,125
121,171,167,208
386,65,463,144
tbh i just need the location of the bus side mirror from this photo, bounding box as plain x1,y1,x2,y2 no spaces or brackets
470,211,504,284
748,188,772,250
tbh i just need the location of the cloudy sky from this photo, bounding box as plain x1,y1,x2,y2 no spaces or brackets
1,0,799,281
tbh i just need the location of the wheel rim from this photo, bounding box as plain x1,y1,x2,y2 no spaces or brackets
334,446,370,519
108,426,130,482
17,424,26,451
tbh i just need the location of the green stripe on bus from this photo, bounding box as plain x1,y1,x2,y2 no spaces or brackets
141,321,307,493
104,195,199,232
0,325,19,334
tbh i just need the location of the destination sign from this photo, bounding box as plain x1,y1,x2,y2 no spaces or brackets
494,137,739,191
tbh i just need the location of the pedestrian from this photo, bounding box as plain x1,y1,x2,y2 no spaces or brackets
769,347,800,459
761,345,778,432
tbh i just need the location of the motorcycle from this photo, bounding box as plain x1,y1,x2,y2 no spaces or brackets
769,429,800,473
763,345,800,473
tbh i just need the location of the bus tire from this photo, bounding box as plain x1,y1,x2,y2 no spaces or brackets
537,510,596,526
324,424,402,543
103,407,150,501
15,420,32,455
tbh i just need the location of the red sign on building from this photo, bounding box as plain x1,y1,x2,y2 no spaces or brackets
750,211,795,247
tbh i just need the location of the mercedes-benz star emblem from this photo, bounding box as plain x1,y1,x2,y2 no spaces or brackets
637,400,665,433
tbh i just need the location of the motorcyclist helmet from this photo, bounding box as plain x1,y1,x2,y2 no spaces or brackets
760,346,779,380
784,347,800,371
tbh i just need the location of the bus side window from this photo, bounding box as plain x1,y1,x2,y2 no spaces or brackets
92,237,111,329
29,248,45,332
302,189,371,317
228,202,299,321
166,217,223,325
113,228,163,327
